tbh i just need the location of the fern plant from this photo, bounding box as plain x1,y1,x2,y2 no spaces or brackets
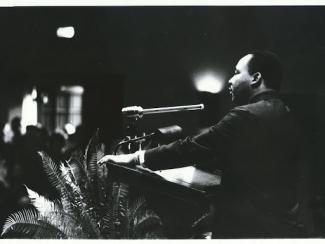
1,130,164,239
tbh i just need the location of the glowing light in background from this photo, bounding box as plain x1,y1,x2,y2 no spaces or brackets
3,123,13,143
56,26,75,39
193,71,224,94
31,87,37,100
65,123,76,135
60,85,84,94
21,89,38,133
43,95,49,104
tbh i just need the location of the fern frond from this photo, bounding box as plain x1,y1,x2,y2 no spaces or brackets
3,222,67,239
60,164,74,185
2,208,67,239
105,182,119,238
84,129,101,183
26,186,60,216
191,212,211,228
44,211,85,238
17,189,82,238
32,219,68,239
2,208,39,236
96,144,106,178
100,181,129,238
125,196,148,238
84,130,105,189
60,164,100,238
83,130,109,223
39,152,76,214
66,158,94,214
111,182,129,238
24,186,87,238
68,158,86,186
97,143,108,208
82,131,100,215
45,158,81,214
100,207,115,238
128,196,147,221
133,210,163,239
39,151,100,238
64,164,99,232
134,210,162,227
39,152,70,196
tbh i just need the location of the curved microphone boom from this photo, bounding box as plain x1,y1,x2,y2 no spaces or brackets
122,104,204,119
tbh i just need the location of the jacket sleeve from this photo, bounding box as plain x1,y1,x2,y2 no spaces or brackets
144,107,254,171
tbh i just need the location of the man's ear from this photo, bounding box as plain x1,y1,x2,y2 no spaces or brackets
251,72,262,88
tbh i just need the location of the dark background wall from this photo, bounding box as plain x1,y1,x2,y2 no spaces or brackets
1,7,325,134
0,6,324,145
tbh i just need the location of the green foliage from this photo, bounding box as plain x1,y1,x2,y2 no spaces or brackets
2,208,68,239
1,130,164,239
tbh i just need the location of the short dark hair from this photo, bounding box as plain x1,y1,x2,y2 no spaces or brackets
247,51,283,91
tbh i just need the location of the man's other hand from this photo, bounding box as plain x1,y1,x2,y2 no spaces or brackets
97,153,137,166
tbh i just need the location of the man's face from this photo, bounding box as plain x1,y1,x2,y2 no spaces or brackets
228,54,254,105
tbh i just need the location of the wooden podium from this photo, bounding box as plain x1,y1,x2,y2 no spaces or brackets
106,163,222,238
106,163,222,206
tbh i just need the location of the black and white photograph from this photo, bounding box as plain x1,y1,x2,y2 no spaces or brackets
0,3,324,239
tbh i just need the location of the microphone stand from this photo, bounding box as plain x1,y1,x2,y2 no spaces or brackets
122,117,142,154
114,132,155,155
120,104,204,155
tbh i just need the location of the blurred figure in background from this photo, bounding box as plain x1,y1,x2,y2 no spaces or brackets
63,124,90,160
13,125,58,200
48,132,66,163
10,117,22,146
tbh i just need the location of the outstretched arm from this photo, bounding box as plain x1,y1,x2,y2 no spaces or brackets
98,108,254,171
98,150,145,166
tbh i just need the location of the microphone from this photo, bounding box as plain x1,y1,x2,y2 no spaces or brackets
122,104,204,119
155,125,183,143
114,125,183,154
122,106,143,119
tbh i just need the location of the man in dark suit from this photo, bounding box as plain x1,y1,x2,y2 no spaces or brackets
99,51,304,238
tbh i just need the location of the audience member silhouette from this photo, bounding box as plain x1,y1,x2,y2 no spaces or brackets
48,132,66,163
10,117,22,146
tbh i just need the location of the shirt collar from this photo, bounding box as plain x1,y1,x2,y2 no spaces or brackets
249,89,279,104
